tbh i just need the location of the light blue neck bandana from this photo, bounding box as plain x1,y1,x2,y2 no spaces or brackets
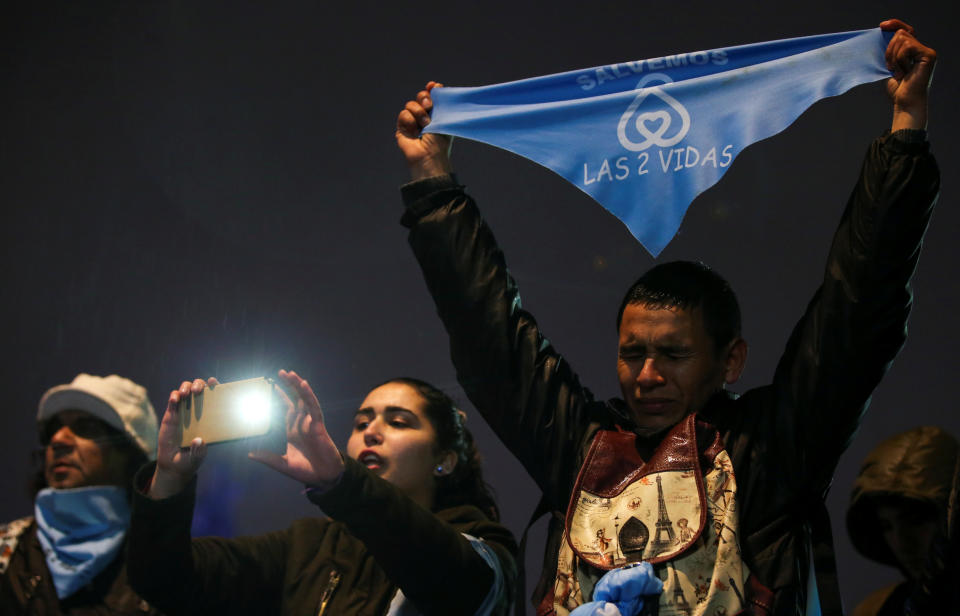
34,486,130,599
424,28,892,256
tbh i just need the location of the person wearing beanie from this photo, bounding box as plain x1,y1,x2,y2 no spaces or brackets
0,373,164,615
846,426,959,616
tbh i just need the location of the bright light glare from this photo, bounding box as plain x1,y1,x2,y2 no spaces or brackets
238,393,271,428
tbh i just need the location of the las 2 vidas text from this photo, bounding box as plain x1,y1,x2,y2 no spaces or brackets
582,144,733,185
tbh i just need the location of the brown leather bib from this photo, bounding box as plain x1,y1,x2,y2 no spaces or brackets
548,414,760,616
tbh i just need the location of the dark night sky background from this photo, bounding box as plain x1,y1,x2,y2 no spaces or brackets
2,1,956,611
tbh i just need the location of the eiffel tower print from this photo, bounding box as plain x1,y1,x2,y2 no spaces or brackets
668,563,692,616
652,474,676,551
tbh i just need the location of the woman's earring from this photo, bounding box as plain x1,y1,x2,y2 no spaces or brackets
435,465,445,476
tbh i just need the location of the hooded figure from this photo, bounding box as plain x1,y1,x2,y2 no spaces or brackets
846,426,959,616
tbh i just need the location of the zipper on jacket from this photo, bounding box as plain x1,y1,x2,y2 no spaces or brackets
316,569,341,616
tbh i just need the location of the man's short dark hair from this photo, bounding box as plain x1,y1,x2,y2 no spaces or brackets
616,261,742,351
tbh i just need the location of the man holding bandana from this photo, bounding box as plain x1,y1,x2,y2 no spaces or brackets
395,19,939,616
0,374,162,615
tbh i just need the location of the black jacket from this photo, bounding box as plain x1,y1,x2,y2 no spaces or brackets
400,132,939,615
126,458,517,616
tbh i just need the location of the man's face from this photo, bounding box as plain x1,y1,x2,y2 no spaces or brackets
616,303,744,436
43,410,130,489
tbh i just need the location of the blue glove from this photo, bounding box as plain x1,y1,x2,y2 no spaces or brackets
593,562,663,616
569,601,622,616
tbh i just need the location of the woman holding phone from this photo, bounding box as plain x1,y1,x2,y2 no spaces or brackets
127,369,516,616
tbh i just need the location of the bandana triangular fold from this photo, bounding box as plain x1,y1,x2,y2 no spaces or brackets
424,28,892,256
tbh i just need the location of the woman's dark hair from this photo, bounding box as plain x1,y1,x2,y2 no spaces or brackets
381,377,500,521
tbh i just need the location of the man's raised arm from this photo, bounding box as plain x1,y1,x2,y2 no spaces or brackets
764,20,940,498
395,84,604,507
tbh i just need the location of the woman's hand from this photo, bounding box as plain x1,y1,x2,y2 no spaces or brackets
147,378,214,500
249,369,345,489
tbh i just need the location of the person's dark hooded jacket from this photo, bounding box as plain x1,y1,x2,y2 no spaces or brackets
847,426,959,616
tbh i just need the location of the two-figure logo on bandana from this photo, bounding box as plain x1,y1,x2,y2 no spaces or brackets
617,74,691,153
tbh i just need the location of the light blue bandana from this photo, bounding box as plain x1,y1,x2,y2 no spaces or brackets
34,486,130,598
424,28,892,256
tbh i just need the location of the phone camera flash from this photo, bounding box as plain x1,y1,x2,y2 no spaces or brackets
239,394,271,428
